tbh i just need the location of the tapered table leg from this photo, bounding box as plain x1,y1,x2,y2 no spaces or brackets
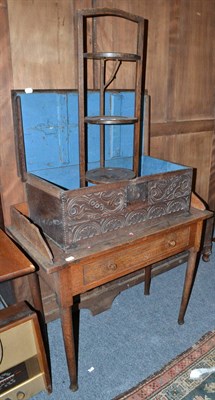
60,306,78,391
144,265,151,295
178,248,198,325
202,215,214,262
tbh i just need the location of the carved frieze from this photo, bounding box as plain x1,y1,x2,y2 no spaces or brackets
26,169,193,250
64,173,192,245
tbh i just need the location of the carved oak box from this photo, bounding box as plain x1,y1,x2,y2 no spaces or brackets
25,163,192,251
13,90,193,251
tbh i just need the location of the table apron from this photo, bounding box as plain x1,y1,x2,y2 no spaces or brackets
57,223,200,302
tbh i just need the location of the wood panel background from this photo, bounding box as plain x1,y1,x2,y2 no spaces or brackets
0,0,214,226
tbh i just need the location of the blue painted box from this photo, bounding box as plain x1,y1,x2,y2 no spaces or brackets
13,90,193,251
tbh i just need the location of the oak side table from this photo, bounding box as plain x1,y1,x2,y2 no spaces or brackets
8,202,212,391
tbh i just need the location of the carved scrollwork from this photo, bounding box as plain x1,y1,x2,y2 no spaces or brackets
72,221,101,242
148,174,192,204
148,204,166,219
126,209,148,225
66,197,190,244
102,216,125,233
60,172,192,246
167,197,190,213
66,189,126,222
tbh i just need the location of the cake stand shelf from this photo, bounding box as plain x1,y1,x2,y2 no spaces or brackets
77,8,146,186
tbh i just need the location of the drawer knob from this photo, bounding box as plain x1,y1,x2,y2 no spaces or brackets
168,240,176,247
107,263,117,271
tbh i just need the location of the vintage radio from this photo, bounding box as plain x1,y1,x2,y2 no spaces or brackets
0,302,51,400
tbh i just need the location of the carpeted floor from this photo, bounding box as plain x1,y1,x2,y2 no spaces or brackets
114,330,215,399
33,244,215,400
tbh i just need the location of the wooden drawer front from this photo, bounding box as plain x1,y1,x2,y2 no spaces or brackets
83,227,191,286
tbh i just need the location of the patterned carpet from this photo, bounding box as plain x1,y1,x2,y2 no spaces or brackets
114,330,215,400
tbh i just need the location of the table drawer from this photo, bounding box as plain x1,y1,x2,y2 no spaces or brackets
83,226,191,286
